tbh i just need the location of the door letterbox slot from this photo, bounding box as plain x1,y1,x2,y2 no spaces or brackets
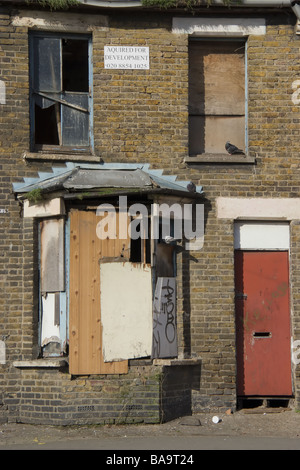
253,332,271,338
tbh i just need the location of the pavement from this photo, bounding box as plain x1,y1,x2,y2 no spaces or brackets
0,406,300,451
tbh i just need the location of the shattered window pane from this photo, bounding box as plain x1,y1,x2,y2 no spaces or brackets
30,33,91,150
33,36,61,93
35,103,60,146
61,93,89,146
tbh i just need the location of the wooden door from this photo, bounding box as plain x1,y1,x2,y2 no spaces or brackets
69,209,129,375
235,251,292,396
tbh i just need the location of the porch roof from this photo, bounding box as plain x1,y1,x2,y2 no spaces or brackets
12,162,203,199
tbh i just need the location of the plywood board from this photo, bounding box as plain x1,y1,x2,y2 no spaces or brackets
189,40,245,116
189,40,245,155
69,210,128,375
100,262,152,362
189,115,245,155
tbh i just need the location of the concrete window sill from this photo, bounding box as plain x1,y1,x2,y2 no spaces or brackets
23,151,102,163
185,154,256,164
13,358,68,369
152,358,201,367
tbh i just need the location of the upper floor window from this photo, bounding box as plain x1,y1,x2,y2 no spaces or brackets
188,39,246,156
29,32,92,153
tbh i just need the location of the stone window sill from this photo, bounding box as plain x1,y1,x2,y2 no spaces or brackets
152,358,201,367
13,358,68,369
23,151,102,163
185,154,256,164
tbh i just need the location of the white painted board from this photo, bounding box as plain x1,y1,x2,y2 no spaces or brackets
41,293,60,347
100,262,152,362
234,222,290,250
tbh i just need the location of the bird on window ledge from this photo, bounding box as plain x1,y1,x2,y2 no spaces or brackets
225,141,245,155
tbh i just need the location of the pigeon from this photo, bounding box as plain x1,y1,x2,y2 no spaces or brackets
225,141,245,155
187,181,196,193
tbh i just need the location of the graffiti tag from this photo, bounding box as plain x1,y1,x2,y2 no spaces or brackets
152,277,177,358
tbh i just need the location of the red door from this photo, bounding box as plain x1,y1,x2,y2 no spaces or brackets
235,251,292,396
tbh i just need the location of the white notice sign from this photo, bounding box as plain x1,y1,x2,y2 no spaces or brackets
104,46,149,70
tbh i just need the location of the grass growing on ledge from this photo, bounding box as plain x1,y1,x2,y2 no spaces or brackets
141,0,240,8
27,0,79,10
25,188,44,204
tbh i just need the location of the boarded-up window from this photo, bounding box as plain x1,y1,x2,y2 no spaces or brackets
40,218,65,293
69,210,129,375
100,262,153,362
189,39,245,155
69,208,179,374
29,33,91,151
39,218,67,357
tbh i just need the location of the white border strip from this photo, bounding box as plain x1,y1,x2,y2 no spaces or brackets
172,17,266,36
234,221,290,250
12,10,108,31
217,197,300,220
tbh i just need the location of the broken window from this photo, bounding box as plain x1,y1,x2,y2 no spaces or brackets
188,39,246,155
29,32,92,151
67,206,179,374
39,218,67,357
130,216,151,264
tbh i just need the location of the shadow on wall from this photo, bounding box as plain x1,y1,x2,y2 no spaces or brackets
160,363,201,422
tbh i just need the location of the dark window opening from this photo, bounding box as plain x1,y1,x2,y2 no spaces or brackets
30,33,91,151
62,39,89,92
35,103,60,145
156,217,176,278
130,219,151,264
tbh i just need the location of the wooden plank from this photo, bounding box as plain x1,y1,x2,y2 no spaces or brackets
69,210,80,373
69,209,128,375
79,212,98,373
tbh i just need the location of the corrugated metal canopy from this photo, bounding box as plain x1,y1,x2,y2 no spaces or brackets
64,167,153,189
13,162,203,198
